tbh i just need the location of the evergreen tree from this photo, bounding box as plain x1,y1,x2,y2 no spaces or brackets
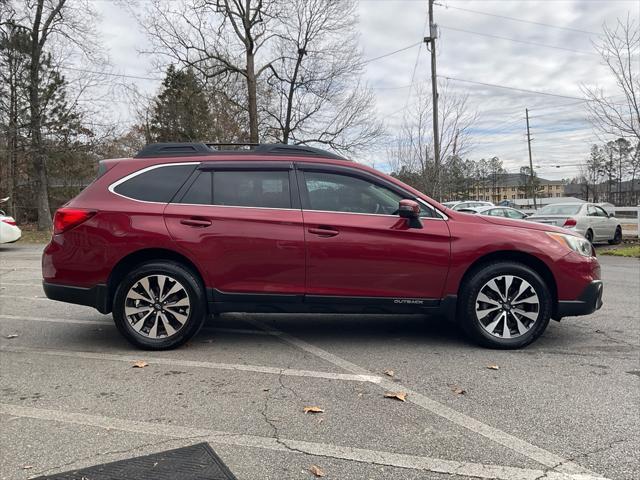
149,66,213,142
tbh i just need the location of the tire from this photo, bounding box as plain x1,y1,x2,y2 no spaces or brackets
608,226,622,245
458,262,552,349
113,261,206,350
585,229,594,244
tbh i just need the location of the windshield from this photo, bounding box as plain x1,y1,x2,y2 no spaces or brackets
538,204,582,215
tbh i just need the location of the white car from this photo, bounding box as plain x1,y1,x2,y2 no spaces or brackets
0,197,21,244
463,205,529,220
527,202,622,244
442,200,494,211
0,214,21,244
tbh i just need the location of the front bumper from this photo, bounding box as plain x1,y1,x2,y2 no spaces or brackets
43,281,111,314
555,280,603,319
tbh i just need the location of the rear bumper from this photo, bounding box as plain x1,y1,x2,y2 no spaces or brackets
42,282,111,314
555,280,603,319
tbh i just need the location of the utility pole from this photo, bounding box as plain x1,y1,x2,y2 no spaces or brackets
525,108,537,209
425,0,440,200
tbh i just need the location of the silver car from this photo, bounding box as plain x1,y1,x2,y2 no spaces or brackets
442,200,494,211
466,205,529,220
527,202,622,244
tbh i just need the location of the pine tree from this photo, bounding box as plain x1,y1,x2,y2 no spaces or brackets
149,66,213,142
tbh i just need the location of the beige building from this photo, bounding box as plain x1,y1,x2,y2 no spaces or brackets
473,174,566,203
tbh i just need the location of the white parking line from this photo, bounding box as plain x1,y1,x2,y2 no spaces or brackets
246,318,597,477
0,403,609,480
0,314,109,325
0,314,271,335
0,346,381,384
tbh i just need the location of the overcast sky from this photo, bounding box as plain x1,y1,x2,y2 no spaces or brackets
88,0,639,180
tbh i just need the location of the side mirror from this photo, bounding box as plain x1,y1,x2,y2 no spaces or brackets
398,199,423,229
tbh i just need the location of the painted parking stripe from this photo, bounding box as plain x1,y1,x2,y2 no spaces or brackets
246,318,597,477
0,314,270,335
0,403,609,480
0,314,109,325
0,346,381,384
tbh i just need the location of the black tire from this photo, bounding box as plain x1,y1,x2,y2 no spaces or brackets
457,262,552,349
608,226,622,245
113,261,206,350
585,229,594,243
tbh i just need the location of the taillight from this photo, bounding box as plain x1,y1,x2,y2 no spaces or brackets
563,218,577,227
1,218,16,226
53,208,96,234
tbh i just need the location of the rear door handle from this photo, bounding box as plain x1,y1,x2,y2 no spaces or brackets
180,217,212,228
308,226,339,237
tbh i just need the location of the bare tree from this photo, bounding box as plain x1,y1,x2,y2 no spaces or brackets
263,0,383,154
388,82,477,198
138,0,281,143
5,0,99,229
584,16,640,143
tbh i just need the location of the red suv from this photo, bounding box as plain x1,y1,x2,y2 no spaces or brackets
42,143,603,350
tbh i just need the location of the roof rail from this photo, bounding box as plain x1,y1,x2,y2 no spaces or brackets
134,142,348,160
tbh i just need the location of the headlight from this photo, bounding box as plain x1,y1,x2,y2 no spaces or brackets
546,232,593,257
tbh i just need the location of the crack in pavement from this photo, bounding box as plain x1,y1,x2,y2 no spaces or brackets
532,437,630,480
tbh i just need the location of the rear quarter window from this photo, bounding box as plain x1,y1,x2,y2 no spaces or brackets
112,164,196,202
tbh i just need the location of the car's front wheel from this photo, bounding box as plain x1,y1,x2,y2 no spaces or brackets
458,262,552,349
608,226,622,245
113,261,206,350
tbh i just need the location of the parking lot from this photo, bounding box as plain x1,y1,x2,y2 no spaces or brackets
0,244,638,480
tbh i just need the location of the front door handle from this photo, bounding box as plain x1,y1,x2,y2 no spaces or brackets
308,226,339,237
180,217,212,228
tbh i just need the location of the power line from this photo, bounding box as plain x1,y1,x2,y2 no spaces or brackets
439,25,597,56
63,66,162,81
360,41,422,65
433,2,601,37
440,75,588,101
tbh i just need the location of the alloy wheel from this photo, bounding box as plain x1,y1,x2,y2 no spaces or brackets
124,274,190,339
475,275,540,339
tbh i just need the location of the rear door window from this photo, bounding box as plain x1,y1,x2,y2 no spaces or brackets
112,164,196,203
213,171,292,209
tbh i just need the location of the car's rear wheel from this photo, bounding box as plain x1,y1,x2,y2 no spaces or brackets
585,229,594,243
458,262,552,349
113,261,206,350
608,226,622,245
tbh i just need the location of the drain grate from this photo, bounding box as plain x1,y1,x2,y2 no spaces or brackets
33,443,238,480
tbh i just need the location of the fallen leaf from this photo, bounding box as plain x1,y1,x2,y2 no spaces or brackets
5,334,18,339
131,360,148,368
451,386,466,396
486,364,499,370
383,369,395,377
309,465,325,477
303,406,324,414
384,391,407,402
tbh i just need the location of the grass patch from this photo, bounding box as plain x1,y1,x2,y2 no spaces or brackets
17,225,52,244
601,245,640,258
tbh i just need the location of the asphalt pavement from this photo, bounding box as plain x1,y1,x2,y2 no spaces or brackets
0,244,638,480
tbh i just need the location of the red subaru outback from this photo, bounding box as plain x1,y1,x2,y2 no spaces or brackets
42,143,602,350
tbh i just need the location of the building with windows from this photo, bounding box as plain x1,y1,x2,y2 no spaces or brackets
473,173,566,203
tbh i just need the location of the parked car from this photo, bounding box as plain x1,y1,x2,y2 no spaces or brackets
527,202,622,244
42,143,603,350
0,197,21,244
442,200,494,211
466,205,529,220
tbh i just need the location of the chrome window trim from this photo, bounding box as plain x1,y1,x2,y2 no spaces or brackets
108,162,200,204
302,208,446,221
170,203,299,212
